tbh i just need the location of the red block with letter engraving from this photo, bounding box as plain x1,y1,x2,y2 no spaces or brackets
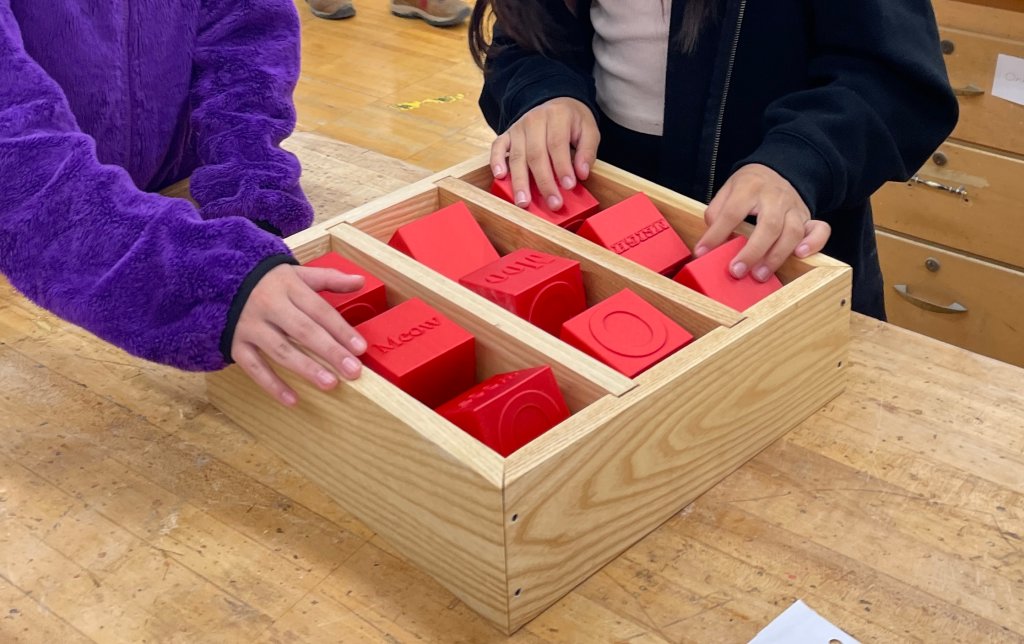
459,248,587,335
355,298,476,408
490,174,599,231
303,252,388,326
577,193,691,276
436,366,570,457
388,201,500,280
560,289,694,378
672,236,783,311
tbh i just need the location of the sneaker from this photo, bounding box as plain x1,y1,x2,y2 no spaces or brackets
390,0,471,27
306,0,356,19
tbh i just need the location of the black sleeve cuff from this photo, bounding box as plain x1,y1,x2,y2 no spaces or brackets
219,253,299,364
254,220,284,236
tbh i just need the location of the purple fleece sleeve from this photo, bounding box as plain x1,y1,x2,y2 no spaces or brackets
0,5,293,371
188,0,314,237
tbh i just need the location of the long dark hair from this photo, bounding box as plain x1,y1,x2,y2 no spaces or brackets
469,0,719,70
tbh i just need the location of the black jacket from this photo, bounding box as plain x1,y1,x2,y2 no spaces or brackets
479,0,959,318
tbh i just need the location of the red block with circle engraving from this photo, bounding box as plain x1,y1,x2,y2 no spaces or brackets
459,248,587,335
388,201,500,280
672,236,783,311
303,252,388,326
577,193,692,276
436,366,570,457
355,298,476,408
490,174,600,231
560,289,693,378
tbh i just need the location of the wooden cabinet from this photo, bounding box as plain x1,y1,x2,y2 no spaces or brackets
872,0,1024,367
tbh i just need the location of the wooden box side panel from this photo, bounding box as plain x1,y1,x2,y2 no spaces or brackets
501,267,852,631
206,366,511,630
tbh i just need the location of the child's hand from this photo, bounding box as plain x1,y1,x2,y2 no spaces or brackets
490,97,600,211
231,264,368,406
695,164,832,281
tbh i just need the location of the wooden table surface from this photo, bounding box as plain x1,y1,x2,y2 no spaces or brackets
2,134,1023,644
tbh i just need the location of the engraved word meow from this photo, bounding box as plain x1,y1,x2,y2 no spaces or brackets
373,317,442,353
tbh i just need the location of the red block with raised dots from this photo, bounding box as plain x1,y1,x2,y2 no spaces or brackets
560,289,693,377
303,252,388,326
459,248,586,335
490,174,599,231
672,236,783,311
388,201,500,280
355,298,476,408
577,193,692,276
436,366,570,457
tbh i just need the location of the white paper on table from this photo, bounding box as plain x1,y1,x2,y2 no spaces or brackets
992,54,1024,107
747,600,860,644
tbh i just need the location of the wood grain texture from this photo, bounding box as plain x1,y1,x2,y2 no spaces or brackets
873,140,1024,269
4,129,1024,642
502,266,852,631
206,357,511,629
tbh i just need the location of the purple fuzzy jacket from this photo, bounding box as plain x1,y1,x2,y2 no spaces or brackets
0,0,314,371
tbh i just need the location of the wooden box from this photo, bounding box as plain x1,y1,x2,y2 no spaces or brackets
207,158,852,634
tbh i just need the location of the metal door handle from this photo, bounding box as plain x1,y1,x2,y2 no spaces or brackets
908,175,969,200
893,284,968,314
952,83,985,97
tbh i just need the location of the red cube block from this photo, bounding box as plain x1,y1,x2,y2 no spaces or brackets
355,298,476,408
577,193,692,276
560,289,694,378
303,252,388,326
672,236,783,311
459,248,587,335
388,201,500,280
490,174,600,231
436,366,570,457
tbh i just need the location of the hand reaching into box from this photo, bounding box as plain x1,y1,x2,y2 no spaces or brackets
695,163,832,282
489,97,600,212
231,264,369,407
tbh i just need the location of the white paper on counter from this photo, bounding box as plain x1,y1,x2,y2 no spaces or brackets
747,600,861,644
992,54,1024,107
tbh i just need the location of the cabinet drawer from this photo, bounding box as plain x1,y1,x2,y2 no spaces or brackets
877,231,1024,367
933,0,1024,40
939,27,1024,156
872,141,1024,268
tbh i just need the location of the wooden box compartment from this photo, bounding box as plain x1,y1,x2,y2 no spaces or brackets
208,158,853,634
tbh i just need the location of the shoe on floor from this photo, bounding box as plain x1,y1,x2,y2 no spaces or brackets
390,0,471,27
307,0,356,20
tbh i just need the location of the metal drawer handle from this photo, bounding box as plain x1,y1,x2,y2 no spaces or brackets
952,83,985,97
893,284,968,314
908,175,968,200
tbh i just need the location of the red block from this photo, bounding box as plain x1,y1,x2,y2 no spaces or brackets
490,174,600,231
560,289,694,378
436,366,570,457
672,236,783,311
577,193,692,276
459,249,587,335
303,252,388,326
355,298,476,408
388,201,500,280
